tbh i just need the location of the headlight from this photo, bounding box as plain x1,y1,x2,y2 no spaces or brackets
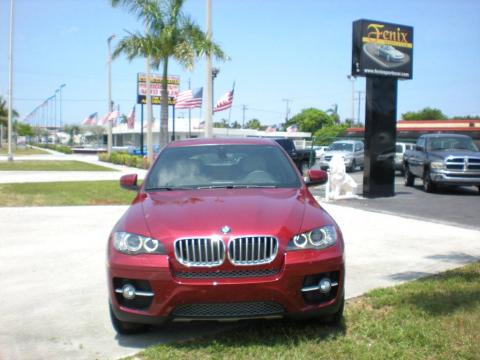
287,225,337,251
430,161,444,170
113,232,166,255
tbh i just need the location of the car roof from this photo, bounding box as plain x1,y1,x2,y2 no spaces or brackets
420,133,471,139
167,137,278,148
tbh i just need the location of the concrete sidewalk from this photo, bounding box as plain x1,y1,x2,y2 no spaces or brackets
0,204,479,360
0,152,147,183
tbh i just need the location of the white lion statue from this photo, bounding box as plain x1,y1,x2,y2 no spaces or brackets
328,154,358,200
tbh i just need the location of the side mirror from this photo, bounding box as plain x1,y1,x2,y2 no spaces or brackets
120,174,139,191
305,169,328,187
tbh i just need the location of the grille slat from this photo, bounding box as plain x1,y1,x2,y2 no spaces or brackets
175,237,225,267
228,236,278,266
445,156,480,172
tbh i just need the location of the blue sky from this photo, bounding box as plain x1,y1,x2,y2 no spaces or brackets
0,0,479,127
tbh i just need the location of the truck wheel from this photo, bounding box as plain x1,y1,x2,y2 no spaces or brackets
109,304,149,335
348,160,356,173
423,171,436,193
404,166,414,186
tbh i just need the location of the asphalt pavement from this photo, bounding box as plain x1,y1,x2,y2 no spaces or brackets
1,204,479,360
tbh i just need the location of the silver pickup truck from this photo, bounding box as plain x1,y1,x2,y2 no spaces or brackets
403,133,480,193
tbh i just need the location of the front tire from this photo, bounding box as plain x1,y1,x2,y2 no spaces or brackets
423,170,436,193
404,166,414,186
109,304,149,335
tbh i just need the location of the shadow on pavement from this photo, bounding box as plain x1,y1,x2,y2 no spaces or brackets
426,252,480,264
388,271,433,282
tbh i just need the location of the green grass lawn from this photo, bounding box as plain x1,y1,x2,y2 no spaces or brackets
132,262,480,360
0,160,117,171
0,181,135,206
0,145,48,155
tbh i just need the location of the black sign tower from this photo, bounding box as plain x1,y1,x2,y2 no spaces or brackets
352,19,414,197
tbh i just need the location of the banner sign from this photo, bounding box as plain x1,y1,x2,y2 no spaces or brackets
137,73,180,105
352,19,413,79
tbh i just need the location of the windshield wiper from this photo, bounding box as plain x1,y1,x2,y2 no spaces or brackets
145,186,194,191
196,184,278,189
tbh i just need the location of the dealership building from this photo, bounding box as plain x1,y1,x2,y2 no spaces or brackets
345,119,480,145
111,116,312,148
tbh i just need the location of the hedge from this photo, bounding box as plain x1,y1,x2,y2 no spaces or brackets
38,144,73,154
98,152,150,169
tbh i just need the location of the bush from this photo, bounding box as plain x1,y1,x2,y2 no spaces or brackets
38,144,73,154
98,152,149,169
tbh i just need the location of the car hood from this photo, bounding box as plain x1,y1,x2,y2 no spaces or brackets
429,149,480,160
140,188,307,242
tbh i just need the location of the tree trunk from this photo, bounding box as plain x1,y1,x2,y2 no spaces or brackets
160,57,169,148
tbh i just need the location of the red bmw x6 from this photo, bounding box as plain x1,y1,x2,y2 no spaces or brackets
107,138,345,334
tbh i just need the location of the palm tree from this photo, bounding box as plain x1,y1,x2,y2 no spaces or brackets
111,0,227,150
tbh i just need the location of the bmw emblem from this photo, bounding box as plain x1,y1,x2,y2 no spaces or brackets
221,226,231,234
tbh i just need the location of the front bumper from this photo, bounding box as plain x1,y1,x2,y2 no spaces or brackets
430,170,480,186
108,247,345,324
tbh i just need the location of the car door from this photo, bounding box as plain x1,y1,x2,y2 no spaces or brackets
409,138,425,176
354,142,364,166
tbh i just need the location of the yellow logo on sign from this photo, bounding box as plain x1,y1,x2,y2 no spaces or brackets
363,23,412,48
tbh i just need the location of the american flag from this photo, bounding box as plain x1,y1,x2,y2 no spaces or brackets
287,124,298,133
100,112,110,125
175,87,203,109
127,106,135,129
213,88,234,113
82,112,97,126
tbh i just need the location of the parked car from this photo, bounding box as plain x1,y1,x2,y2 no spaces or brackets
377,45,405,62
107,138,345,334
319,140,364,172
273,138,316,175
403,134,480,193
395,142,414,175
312,145,329,159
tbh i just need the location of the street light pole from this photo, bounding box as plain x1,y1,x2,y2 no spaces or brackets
107,34,115,155
282,99,292,123
58,84,66,128
347,75,356,124
7,0,14,161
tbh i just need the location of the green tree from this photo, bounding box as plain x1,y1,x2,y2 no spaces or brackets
230,121,241,129
213,119,229,128
111,0,227,149
64,124,81,146
0,96,19,128
313,124,348,145
245,118,262,130
15,123,35,137
285,108,334,134
402,107,447,120
451,115,480,120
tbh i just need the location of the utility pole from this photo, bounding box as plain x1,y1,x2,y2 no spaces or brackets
282,99,292,122
347,75,356,124
204,0,213,138
107,34,115,155
242,104,248,128
7,0,14,161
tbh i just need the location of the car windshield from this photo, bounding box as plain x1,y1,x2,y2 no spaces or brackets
427,137,479,152
145,144,301,190
329,142,354,152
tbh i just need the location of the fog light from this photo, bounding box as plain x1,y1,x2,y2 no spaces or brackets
319,278,332,293
122,284,136,300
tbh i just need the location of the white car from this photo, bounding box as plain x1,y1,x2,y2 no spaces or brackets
312,146,329,158
378,45,405,62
